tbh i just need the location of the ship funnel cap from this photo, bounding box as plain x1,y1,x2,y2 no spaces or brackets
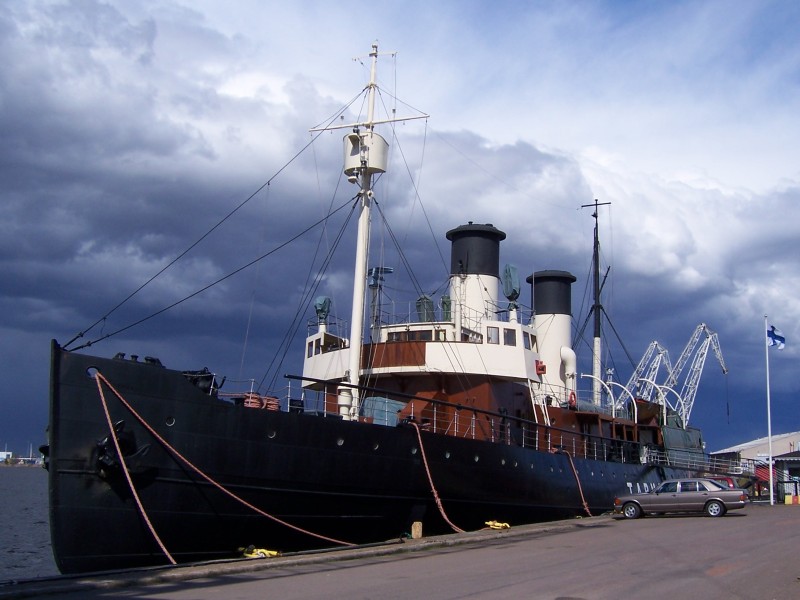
527,270,576,316
446,222,506,278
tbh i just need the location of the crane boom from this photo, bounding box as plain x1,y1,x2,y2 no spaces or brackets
677,328,728,425
623,323,727,426
622,341,671,408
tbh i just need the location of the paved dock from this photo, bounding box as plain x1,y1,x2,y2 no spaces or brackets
2,504,798,599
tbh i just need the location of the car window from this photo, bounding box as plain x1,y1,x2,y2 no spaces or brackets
704,480,727,490
658,482,678,493
680,481,700,492
701,480,725,491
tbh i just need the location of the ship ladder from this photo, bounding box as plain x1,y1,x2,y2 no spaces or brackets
527,380,550,426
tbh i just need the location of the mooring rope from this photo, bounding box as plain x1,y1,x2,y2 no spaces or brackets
95,371,355,548
94,375,177,564
410,421,465,534
560,449,593,517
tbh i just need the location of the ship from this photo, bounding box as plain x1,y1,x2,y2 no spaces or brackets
43,44,727,574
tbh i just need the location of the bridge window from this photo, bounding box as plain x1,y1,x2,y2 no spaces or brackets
523,332,531,350
388,330,433,342
487,326,499,344
504,328,516,346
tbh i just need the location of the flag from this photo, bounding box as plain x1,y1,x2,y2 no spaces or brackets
767,325,785,350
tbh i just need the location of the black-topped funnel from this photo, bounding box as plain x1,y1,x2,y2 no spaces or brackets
446,222,506,277
527,270,576,316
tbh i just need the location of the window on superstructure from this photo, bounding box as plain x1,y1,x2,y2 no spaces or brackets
504,328,516,346
487,326,499,344
307,341,313,358
523,332,531,350
461,328,483,343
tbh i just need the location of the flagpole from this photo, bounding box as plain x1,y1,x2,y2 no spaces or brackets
764,314,774,506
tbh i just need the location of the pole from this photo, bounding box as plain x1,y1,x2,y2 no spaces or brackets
764,314,774,505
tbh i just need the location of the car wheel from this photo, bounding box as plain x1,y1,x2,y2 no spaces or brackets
705,500,726,517
622,502,641,519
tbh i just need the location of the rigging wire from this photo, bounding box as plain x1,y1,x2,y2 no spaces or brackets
253,149,351,391
239,184,272,381
66,89,367,351
71,200,354,351
258,197,359,393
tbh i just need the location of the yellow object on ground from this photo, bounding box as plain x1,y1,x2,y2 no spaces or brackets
241,545,280,558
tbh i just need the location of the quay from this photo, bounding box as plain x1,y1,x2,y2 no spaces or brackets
2,504,797,599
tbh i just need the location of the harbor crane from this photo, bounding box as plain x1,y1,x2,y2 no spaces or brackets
622,340,673,406
622,323,728,427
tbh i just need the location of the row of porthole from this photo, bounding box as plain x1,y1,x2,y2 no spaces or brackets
247,428,618,479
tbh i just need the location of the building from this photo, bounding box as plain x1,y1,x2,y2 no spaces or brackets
713,431,800,502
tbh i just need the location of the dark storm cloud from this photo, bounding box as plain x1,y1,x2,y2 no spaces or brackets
0,1,798,457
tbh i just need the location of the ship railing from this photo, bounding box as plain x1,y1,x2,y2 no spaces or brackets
287,375,654,465
404,398,641,460
305,316,350,339
642,447,757,477
531,385,622,418
369,299,535,330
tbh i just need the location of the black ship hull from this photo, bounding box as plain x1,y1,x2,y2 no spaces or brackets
46,342,689,574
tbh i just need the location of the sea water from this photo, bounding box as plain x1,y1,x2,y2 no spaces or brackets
0,466,58,581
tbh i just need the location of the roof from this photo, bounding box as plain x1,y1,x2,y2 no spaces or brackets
712,431,800,454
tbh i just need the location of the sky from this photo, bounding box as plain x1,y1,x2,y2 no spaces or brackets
1,0,799,456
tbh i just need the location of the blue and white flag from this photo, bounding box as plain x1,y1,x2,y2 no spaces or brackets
767,325,786,350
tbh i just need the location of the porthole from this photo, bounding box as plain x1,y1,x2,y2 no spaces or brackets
501,458,506,466
165,416,176,427
336,438,344,446
513,461,518,468
373,442,380,451
411,447,418,455
267,430,277,439
445,451,451,459
474,455,480,462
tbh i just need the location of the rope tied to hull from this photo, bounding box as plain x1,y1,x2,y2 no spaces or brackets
555,448,593,517
410,421,465,534
94,374,177,565
94,371,356,551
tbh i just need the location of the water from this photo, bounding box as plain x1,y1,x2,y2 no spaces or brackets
0,467,59,581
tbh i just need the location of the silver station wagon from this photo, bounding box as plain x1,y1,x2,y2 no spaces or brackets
613,478,749,519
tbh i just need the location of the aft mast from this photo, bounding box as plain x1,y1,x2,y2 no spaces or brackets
581,199,610,405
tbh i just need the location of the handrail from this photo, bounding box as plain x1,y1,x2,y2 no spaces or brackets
282,374,749,475
286,374,661,465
